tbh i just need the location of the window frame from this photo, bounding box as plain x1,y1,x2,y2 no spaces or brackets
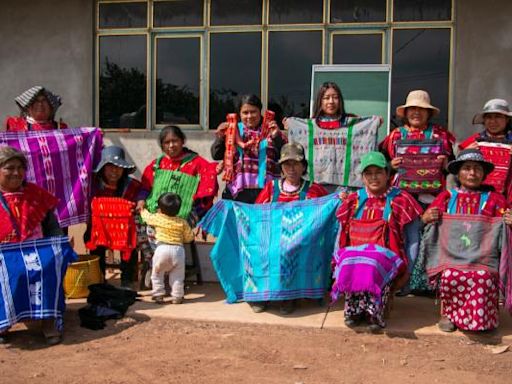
95,0,455,131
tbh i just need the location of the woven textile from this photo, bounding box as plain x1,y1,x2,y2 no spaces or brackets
86,197,136,261
0,127,103,226
198,194,341,303
145,160,200,219
222,113,239,182
0,236,77,332
331,244,403,304
478,141,512,194
287,116,380,187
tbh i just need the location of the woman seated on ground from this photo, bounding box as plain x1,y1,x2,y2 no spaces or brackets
334,151,423,332
211,94,286,203
4,86,67,131
0,146,64,345
422,149,512,332
138,125,218,224
251,143,328,314
85,145,142,289
379,90,455,208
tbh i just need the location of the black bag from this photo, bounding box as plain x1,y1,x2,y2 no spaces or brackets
87,283,138,315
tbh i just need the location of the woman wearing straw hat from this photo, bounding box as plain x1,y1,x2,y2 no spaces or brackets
4,86,67,131
380,90,455,207
421,149,512,332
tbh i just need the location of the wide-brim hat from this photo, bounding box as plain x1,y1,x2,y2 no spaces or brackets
94,145,136,174
472,98,512,124
447,149,494,176
279,143,306,164
15,85,62,114
396,90,440,118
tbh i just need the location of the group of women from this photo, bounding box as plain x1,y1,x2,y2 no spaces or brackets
1,82,512,346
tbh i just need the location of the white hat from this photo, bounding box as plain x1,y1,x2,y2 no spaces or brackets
472,98,512,124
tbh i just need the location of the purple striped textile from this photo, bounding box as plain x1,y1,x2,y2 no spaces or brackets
331,243,403,303
0,128,103,226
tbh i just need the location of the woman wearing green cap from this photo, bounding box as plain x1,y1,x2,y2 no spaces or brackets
335,151,423,331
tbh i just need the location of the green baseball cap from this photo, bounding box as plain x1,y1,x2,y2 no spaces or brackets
359,151,388,173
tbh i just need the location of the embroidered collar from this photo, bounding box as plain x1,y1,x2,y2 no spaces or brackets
279,178,306,196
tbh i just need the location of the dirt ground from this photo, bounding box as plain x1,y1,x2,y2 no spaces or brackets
1,309,511,384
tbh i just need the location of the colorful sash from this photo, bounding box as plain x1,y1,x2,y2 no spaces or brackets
0,236,77,332
287,116,380,187
198,194,341,303
145,155,200,219
477,141,512,194
331,244,403,304
222,113,239,183
0,127,103,227
395,136,444,194
86,197,137,262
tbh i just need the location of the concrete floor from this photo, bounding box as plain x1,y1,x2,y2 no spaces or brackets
100,282,512,343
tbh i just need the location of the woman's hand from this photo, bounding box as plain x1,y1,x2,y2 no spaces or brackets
216,161,224,175
269,120,280,138
136,200,145,213
422,207,441,224
465,141,479,150
215,122,228,138
390,157,403,170
282,117,289,131
437,154,448,170
503,209,512,226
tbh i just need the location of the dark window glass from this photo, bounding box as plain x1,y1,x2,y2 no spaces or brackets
393,0,451,21
209,33,261,129
211,0,262,25
99,35,147,129
332,34,382,64
269,0,323,24
330,0,386,23
268,31,322,118
154,0,203,27
99,2,147,28
391,28,451,127
156,38,200,125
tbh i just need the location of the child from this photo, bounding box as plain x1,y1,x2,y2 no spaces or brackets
141,192,195,304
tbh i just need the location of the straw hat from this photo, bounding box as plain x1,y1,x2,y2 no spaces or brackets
472,98,512,124
396,90,440,118
447,149,494,176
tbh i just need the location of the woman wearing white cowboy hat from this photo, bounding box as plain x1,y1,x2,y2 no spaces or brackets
459,99,512,150
379,90,456,206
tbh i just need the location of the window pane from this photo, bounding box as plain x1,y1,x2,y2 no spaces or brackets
99,2,147,28
269,0,323,24
99,35,147,129
333,34,382,64
393,0,451,21
211,0,262,25
156,38,200,125
154,0,204,27
209,33,261,129
330,0,386,23
392,28,451,127
268,31,322,118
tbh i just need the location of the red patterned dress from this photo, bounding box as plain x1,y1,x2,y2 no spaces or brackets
336,187,423,326
428,188,508,330
5,116,68,131
255,178,328,203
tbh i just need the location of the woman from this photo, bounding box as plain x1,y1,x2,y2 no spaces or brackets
459,99,512,199
0,146,64,345
380,90,455,207
252,143,328,314
335,151,423,331
4,86,67,131
138,125,218,223
211,94,286,203
255,143,328,203
311,81,356,129
86,145,142,289
422,149,512,332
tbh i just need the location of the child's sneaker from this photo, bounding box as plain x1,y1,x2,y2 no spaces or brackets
171,296,183,304
152,295,165,304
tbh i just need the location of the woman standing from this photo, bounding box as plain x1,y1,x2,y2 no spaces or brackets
4,86,67,131
211,94,286,203
422,149,512,332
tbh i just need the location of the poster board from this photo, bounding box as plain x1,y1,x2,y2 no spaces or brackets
311,64,391,142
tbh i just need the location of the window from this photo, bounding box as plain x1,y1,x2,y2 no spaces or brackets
96,1,454,130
